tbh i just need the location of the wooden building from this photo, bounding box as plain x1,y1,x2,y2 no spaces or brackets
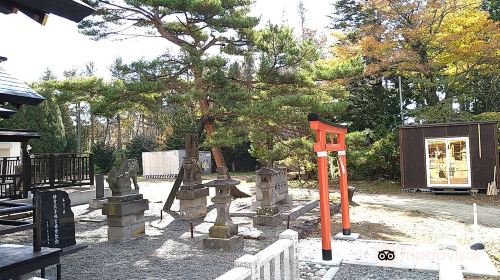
399,122,499,193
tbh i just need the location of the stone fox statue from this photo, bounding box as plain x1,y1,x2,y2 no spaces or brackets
107,158,140,196
127,159,140,190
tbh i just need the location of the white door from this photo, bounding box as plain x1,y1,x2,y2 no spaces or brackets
425,137,471,188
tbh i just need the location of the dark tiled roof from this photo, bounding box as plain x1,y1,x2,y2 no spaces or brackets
0,128,40,142
0,66,45,106
0,0,95,24
0,107,16,118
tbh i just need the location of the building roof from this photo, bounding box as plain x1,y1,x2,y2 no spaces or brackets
0,66,45,106
0,0,95,24
0,128,40,142
0,107,16,118
399,121,498,129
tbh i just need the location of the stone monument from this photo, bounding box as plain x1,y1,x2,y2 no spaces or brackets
203,167,243,251
39,190,76,248
89,174,106,209
253,167,290,226
102,158,149,242
176,134,209,219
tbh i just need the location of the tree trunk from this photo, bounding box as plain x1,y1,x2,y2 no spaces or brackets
104,118,110,145
90,113,95,149
193,66,226,168
192,65,248,198
117,114,122,150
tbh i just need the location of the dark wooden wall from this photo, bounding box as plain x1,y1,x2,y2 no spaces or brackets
399,122,498,190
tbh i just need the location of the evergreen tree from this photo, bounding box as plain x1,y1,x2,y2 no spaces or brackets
79,0,259,168
245,24,347,168
1,85,67,153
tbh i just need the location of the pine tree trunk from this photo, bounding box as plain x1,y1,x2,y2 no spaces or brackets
192,65,249,198
117,114,122,150
193,66,226,168
105,118,110,145
90,113,95,148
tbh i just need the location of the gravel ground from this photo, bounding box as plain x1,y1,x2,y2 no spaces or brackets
287,186,500,274
2,182,285,280
288,179,500,206
3,179,498,279
333,264,437,280
299,261,331,279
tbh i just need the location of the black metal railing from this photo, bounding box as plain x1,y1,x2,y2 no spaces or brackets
0,153,94,199
0,157,21,180
0,174,22,199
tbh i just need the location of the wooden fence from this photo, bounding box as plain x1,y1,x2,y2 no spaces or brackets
215,230,299,280
0,153,94,199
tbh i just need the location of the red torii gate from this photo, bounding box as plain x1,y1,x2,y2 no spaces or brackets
308,113,351,261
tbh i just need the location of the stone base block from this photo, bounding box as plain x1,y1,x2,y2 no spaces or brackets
203,235,243,252
277,194,291,204
103,196,149,216
253,214,283,227
108,213,144,227
179,204,207,220
256,206,279,216
177,188,209,200
89,198,108,209
108,222,145,242
179,196,207,209
208,224,238,238
107,194,143,203
180,183,205,191
334,232,360,240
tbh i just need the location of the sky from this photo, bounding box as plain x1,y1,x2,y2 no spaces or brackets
0,0,332,83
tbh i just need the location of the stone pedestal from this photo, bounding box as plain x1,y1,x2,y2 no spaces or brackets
102,194,149,242
177,184,209,219
253,206,283,226
203,167,243,252
334,232,360,240
89,197,107,210
176,134,209,220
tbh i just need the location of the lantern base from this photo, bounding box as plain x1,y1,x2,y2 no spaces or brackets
203,235,243,252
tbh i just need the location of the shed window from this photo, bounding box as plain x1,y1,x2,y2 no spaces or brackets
425,137,471,187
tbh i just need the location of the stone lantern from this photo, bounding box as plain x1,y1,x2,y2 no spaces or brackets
203,167,243,251
253,168,282,226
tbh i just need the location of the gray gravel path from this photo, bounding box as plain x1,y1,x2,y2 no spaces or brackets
353,193,500,228
2,182,285,280
333,264,437,280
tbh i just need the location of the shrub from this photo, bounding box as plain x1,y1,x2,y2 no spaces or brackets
92,141,115,174
346,130,400,180
125,135,157,172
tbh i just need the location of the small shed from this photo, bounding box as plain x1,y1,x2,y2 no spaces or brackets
399,122,498,193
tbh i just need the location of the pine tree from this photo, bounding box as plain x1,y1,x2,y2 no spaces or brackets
79,0,259,168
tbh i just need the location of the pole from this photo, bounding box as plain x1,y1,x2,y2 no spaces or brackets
316,144,332,260
76,102,81,154
399,76,403,124
472,203,478,242
338,151,351,235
